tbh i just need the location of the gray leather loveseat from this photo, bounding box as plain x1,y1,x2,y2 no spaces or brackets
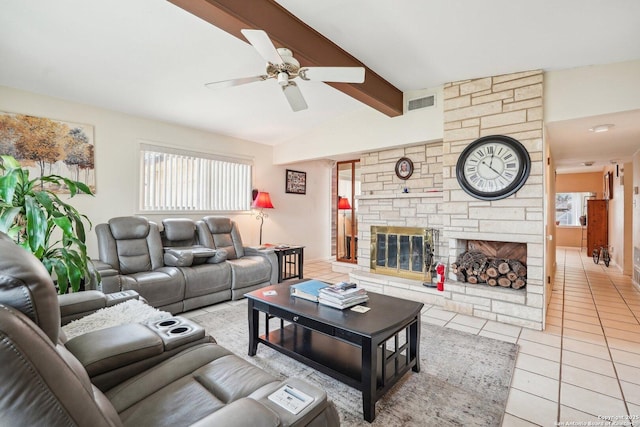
0,232,339,426
94,216,277,313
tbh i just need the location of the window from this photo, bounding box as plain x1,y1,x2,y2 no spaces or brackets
139,143,252,212
555,192,592,226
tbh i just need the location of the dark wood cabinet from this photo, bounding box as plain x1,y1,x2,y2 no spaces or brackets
587,199,608,254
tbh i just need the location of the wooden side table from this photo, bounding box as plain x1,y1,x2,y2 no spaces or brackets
273,246,304,282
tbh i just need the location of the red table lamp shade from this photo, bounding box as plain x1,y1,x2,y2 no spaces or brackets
338,197,351,210
252,192,274,209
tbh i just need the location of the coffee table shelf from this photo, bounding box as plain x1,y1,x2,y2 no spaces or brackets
261,323,414,391
246,284,423,422
262,324,363,388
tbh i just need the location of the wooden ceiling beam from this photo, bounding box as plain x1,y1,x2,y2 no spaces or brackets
168,0,403,117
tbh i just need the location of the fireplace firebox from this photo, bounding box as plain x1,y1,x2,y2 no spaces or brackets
370,226,440,280
451,240,527,290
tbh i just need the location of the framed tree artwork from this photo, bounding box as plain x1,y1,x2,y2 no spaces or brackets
0,112,96,193
285,169,306,194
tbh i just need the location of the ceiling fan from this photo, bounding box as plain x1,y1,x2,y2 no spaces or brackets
205,29,366,112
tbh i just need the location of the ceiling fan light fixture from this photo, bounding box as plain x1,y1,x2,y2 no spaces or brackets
589,124,614,133
277,71,289,86
207,30,365,112
276,48,298,66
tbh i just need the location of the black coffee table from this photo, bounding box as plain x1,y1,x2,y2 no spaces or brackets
246,282,423,422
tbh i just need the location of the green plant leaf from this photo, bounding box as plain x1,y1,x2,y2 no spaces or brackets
74,215,87,242
50,258,69,295
0,207,21,234
33,191,55,215
63,178,77,196
75,181,93,195
0,155,21,169
52,248,84,293
68,260,83,293
52,216,74,238
25,196,48,257
0,169,19,205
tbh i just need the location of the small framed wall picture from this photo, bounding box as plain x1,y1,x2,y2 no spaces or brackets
285,169,306,194
395,157,413,180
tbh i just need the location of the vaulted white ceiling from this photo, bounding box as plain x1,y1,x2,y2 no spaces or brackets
1,0,639,170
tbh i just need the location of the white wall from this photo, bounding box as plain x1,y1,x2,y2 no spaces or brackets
273,87,444,164
0,86,332,260
545,59,640,122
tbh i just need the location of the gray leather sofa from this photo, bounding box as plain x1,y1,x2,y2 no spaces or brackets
0,232,340,426
95,216,277,313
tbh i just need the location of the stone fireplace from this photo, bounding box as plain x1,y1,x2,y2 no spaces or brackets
347,70,545,330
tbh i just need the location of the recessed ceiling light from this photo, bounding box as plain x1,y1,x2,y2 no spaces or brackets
581,161,595,166
589,124,614,133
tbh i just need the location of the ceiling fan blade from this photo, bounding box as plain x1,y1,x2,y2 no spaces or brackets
240,29,284,65
205,75,267,89
282,82,308,112
300,67,365,83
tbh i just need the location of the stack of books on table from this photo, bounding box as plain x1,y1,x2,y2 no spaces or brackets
318,282,369,310
290,280,329,302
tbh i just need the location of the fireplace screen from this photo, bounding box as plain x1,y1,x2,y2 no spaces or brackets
371,226,439,280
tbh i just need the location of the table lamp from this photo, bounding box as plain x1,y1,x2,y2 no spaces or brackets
252,191,274,245
338,197,351,258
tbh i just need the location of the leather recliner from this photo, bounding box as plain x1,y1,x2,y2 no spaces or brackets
96,216,186,313
161,217,233,311
197,216,278,300
0,232,340,426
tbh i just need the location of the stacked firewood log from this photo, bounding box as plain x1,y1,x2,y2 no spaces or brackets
451,250,527,289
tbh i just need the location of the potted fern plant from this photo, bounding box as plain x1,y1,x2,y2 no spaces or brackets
0,155,97,293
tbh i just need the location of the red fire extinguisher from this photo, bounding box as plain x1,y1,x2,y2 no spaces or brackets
436,262,445,292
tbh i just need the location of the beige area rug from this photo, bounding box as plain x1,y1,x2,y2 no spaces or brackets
191,302,519,427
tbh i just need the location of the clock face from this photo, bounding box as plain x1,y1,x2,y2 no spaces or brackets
456,135,531,201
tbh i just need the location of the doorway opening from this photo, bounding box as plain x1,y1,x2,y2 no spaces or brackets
335,160,360,263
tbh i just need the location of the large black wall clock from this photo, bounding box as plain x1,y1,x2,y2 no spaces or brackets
456,135,531,201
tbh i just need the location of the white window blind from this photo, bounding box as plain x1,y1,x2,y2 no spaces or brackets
140,144,252,212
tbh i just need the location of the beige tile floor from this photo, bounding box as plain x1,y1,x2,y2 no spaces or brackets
185,248,640,426
310,249,640,426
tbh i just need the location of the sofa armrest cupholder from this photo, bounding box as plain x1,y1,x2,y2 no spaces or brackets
169,326,192,335
146,316,206,351
150,317,181,330
157,319,180,328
